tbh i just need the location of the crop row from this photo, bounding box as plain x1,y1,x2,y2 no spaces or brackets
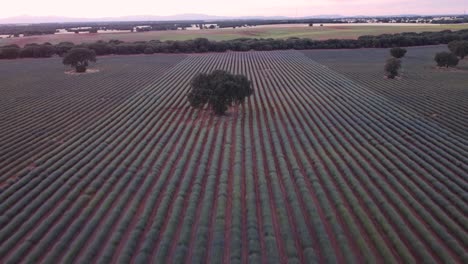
302,48,468,140
0,55,187,186
0,50,466,263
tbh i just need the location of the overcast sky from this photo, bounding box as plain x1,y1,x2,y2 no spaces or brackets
1,0,467,18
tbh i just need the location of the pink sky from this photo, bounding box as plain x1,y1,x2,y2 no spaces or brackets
1,0,467,18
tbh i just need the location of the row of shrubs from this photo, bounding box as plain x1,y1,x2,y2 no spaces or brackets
1,29,468,59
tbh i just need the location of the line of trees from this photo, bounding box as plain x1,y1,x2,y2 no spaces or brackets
0,19,344,36
0,21,196,37
434,18,468,24
0,24,58,37
215,18,344,28
0,43,56,59
1,29,468,59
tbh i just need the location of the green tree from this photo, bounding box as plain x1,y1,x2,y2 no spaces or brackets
448,40,468,59
192,38,211,52
434,52,459,68
390,47,407,58
384,58,402,79
56,42,75,57
187,70,254,115
62,48,96,73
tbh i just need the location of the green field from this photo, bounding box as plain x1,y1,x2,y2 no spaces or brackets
1,23,468,47
0,46,467,263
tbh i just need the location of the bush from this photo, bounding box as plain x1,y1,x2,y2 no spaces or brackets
390,47,407,58
434,52,459,67
448,40,468,59
384,58,402,79
63,48,97,72
187,70,254,115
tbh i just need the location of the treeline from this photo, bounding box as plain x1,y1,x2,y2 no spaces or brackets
0,19,343,36
433,18,468,24
215,18,343,28
65,23,192,33
0,19,345,36
0,24,58,37
1,29,468,59
0,21,198,37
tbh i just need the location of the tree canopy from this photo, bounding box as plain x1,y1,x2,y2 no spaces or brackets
187,70,253,115
62,48,96,73
434,52,459,68
390,47,407,59
384,58,402,79
448,40,468,59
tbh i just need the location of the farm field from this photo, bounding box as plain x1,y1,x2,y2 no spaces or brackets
1,23,468,47
302,45,468,140
0,49,467,263
0,54,187,187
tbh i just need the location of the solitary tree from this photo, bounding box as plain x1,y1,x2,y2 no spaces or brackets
448,40,468,59
390,47,407,58
384,58,401,79
187,70,253,115
63,48,97,73
434,52,459,68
